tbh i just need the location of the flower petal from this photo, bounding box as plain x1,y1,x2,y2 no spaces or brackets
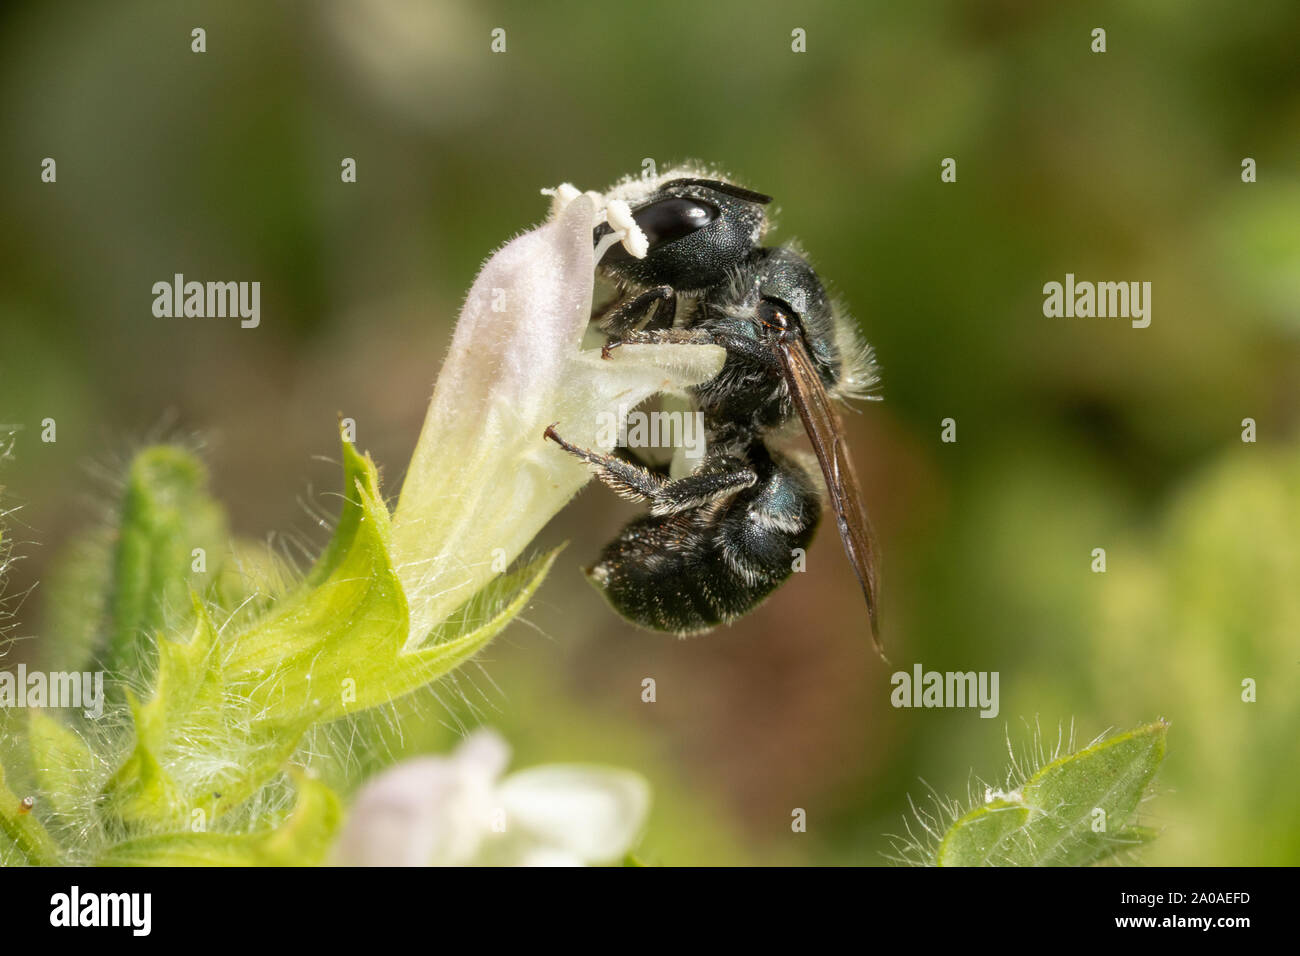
496,765,651,864
509,846,586,867
390,192,724,645
331,730,508,867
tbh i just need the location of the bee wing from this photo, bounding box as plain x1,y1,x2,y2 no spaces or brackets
776,336,884,657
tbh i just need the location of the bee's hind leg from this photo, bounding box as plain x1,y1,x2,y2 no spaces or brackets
544,425,755,515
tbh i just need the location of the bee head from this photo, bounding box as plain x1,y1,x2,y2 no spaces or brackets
594,178,771,293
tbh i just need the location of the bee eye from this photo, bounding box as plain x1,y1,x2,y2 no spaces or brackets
633,197,720,248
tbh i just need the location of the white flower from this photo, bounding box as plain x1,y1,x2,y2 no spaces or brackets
389,188,725,646
331,729,651,867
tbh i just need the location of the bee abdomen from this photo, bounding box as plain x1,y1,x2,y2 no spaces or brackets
586,465,821,635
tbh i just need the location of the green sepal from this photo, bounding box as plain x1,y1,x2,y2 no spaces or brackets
222,433,559,724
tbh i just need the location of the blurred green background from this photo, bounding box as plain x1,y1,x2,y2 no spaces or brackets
2,0,1298,865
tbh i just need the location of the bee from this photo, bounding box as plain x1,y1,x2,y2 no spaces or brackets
545,170,883,653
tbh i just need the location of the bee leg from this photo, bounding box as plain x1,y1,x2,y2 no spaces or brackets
612,444,672,478
596,286,677,354
640,467,758,516
587,452,823,634
544,425,754,514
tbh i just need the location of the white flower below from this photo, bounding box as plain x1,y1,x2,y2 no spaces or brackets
332,729,651,867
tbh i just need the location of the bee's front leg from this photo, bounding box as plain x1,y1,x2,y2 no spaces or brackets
595,285,677,337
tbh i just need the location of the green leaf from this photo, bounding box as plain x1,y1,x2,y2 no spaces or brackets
937,720,1168,866
97,771,341,866
104,597,224,828
104,690,186,827
102,430,555,832
0,759,60,866
106,446,228,678
1064,825,1161,867
221,434,558,724
103,598,308,827
40,526,115,673
28,710,95,819
136,593,225,744
933,795,1030,867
